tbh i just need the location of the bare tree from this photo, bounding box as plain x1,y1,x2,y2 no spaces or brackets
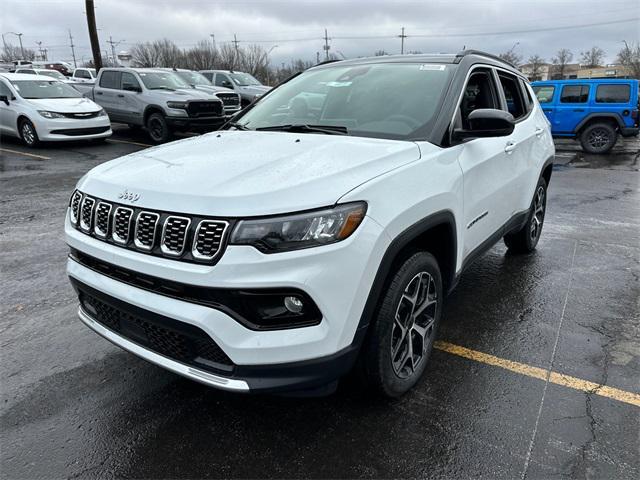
131,39,184,68
617,41,640,79
526,54,546,81
184,40,219,71
580,46,605,68
498,49,523,67
1,43,36,62
374,49,388,56
131,42,161,67
551,48,574,78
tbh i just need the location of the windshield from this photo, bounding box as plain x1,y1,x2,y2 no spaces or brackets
235,63,453,141
10,80,81,99
138,71,190,90
176,70,212,86
230,72,261,86
38,70,66,80
88,68,96,77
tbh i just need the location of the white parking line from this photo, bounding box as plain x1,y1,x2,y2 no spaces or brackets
106,139,152,148
0,148,51,160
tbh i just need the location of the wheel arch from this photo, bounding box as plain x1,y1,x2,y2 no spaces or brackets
575,113,623,133
143,105,166,124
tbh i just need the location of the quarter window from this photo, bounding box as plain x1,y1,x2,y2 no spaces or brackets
99,71,121,89
595,84,630,103
560,85,589,103
533,86,555,103
498,72,526,119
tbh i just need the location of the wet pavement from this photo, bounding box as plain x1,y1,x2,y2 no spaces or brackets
1,128,639,479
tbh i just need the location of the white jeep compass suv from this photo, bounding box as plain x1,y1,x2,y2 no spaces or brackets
66,51,554,397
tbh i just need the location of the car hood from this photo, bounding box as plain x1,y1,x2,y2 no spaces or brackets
152,88,220,101
238,85,271,95
192,84,235,95
27,97,102,112
78,131,421,216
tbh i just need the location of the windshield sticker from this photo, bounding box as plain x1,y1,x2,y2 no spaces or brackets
326,81,352,87
420,64,446,71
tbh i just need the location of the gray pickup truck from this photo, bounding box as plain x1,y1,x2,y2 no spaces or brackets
74,68,226,143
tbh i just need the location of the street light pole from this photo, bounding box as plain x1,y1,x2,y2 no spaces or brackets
3,32,25,59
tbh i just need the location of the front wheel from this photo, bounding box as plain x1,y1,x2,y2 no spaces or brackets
580,122,617,154
145,113,171,144
504,177,547,253
19,119,40,147
359,251,442,397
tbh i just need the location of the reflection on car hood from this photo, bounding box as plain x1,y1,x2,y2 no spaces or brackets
26,97,102,112
78,130,422,216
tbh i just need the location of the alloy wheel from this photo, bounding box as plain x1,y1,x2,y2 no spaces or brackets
587,127,610,149
149,118,164,140
22,123,36,145
530,185,545,241
391,271,438,379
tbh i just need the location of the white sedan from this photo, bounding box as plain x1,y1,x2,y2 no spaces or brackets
0,73,111,147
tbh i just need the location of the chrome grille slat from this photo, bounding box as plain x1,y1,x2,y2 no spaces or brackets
192,220,229,261
70,191,83,224
94,202,112,238
161,216,191,257
112,207,134,244
134,211,160,251
79,197,96,232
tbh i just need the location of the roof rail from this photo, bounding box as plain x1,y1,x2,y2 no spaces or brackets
454,49,517,69
315,59,342,67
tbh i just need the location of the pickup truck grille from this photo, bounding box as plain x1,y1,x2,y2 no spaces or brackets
216,93,240,108
69,190,230,264
187,101,223,117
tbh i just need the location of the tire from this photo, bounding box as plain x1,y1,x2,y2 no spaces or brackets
19,119,40,147
145,112,171,144
504,177,547,253
359,251,443,397
579,122,617,154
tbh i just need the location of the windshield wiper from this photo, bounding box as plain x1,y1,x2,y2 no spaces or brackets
149,86,176,91
227,122,250,131
255,124,348,135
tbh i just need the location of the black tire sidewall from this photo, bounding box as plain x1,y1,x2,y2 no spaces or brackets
505,176,547,252
146,113,170,143
580,123,616,154
364,251,443,397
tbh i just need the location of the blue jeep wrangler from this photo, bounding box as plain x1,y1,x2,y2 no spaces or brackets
532,79,639,153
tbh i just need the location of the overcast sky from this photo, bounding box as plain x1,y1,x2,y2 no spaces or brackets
2,0,639,66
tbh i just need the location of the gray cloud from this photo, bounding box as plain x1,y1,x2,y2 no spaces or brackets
2,0,638,65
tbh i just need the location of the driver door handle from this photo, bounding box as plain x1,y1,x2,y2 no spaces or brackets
535,127,544,138
504,141,517,154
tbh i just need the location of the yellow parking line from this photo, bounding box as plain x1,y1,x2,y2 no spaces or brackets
434,341,640,407
106,138,152,148
0,148,50,160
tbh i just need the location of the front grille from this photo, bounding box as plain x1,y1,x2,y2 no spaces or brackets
50,126,110,136
80,197,95,231
187,101,223,117
193,220,228,260
94,202,111,238
161,216,191,256
69,190,231,264
216,93,240,107
77,284,234,373
61,111,102,119
134,212,160,251
112,207,133,244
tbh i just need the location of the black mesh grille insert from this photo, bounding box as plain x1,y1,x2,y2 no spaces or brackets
80,197,95,231
187,101,223,117
94,202,111,237
77,284,234,373
162,216,190,256
193,220,227,260
112,207,133,244
134,212,159,250
70,191,83,224
216,93,240,106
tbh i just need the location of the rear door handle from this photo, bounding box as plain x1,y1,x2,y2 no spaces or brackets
573,108,585,112
535,127,544,138
504,141,517,154
96,91,103,95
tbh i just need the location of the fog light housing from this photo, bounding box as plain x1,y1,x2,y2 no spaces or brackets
284,296,304,314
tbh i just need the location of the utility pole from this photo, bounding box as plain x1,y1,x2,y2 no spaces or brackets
85,0,102,71
316,51,320,64
210,33,215,50
107,36,124,66
232,33,240,69
36,41,44,60
68,30,77,68
398,27,407,55
17,33,25,59
323,28,330,60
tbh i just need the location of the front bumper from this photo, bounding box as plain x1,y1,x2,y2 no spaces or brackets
165,115,226,131
620,126,639,137
37,115,112,141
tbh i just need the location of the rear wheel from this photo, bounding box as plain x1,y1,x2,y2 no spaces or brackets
580,122,617,154
145,112,171,144
504,177,547,253
359,251,442,397
19,119,40,147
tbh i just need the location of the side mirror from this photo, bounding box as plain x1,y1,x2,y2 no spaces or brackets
0,95,9,106
222,80,233,89
123,84,141,93
453,108,515,141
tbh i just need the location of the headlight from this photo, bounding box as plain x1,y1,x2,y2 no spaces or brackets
230,202,367,253
97,108,107,116
38,110,65,119
167,101,188,109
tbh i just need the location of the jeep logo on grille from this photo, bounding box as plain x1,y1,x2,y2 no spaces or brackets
118,189,140,202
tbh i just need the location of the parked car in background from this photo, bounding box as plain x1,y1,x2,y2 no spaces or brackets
15,68,73,83
35,62,73,76
160,68,241,117
66,51,554,397
74,68,226,143
532,78,639,153
71,68,97,83
199,69,271,106
0,73,111,147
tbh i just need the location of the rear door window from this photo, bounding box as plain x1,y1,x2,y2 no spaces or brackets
99,71,121,89
497,72,527,119
560,85,589,103
595,84,630,103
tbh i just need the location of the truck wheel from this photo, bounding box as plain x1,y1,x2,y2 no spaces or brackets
359,251,442,397
19,119,40,147
504,177,547,253
580,123,617,154
146,113,171,144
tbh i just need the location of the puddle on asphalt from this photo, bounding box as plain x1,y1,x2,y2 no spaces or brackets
0,159,44,172
555,150,639,170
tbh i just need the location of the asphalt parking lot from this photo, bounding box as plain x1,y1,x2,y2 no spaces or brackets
1,126,639,479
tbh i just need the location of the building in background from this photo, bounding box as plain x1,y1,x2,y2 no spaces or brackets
577,65,633,79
